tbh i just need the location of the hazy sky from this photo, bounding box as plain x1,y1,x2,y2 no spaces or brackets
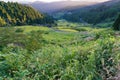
2,0,110,3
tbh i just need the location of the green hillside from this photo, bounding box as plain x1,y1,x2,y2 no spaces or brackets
0,1,120,80
63,0,120,26
0,1,54,27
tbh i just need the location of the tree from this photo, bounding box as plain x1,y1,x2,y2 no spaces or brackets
0,17,6,27
113,14,120,30
0,1,54,26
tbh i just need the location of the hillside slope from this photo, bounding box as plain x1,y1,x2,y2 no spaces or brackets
0,1,54,26
63,0,120,25
29,1,98,13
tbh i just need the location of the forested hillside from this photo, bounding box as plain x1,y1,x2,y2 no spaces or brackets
113,14,120,30
63,0,120,25
0,1,54,27
29,1,98,13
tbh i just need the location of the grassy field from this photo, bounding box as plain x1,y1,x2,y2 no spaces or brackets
15,26,52,32
0,22,120,79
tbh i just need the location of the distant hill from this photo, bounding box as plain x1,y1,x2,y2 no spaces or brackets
29,1,98,13
0,1,54,27
62,0,120,25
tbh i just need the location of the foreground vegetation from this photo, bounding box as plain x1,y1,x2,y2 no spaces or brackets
0,23,120,80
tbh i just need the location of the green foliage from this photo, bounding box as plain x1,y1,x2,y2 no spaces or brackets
0,28,27,49
24,31,43,51
0,1,54,26
0,17,6,27
63,1,120,25
15,28,24,33
0,26,119,80
0,28,43,51
113,14,120,30
93,37,116,79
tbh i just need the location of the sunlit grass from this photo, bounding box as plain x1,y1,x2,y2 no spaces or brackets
58,28,78,32
0,24,119,80
14,26,51,33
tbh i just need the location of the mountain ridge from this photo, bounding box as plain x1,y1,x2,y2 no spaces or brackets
62,0,120,25
28,1,99,13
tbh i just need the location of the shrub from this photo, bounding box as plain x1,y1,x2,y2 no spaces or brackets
0,29,43,52
24,30,43,52
74,27,87,32
0,17,6,27
0,28,27,50
15,28,24,33
93,37,117,79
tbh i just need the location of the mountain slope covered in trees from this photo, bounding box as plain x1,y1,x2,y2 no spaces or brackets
113,14,120,30
29,1,98,14
0,1,54,27
62,0,120,25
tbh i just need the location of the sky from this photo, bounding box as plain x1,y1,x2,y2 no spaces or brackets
2,0,110,3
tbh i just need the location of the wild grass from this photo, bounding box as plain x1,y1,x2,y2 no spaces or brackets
0,24,120,80
14,26,52,33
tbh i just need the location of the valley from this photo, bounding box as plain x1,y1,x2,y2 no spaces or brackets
0,0,120,80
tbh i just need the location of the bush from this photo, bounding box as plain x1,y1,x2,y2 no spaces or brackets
0,17,6,27
15,28,24,33
0,28,27,50
74,27,88,32
24,30,43,52
0,29,43,52
90,37,117,79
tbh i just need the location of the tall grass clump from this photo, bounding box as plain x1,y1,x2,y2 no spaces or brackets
92,37,117,79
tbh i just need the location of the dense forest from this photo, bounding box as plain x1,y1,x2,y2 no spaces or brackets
63,0,120,25
0,1,54,27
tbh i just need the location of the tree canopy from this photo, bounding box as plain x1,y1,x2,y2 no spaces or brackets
63,1,120,25
113,14,120,30
0,1,54,27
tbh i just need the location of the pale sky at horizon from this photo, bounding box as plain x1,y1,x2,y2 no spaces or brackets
1,0,110,3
